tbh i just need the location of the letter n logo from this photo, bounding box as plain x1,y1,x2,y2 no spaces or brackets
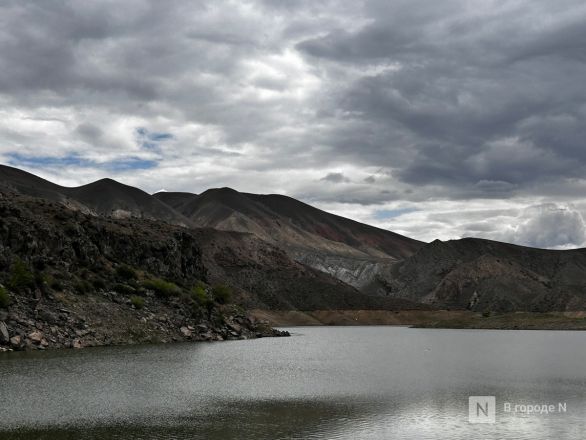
469,396,496,424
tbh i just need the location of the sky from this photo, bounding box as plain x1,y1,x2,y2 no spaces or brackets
1,0,586,248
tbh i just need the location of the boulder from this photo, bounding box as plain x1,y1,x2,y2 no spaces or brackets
28,330,44,344
227,322,242,333
0,321,9,344
180,326,192,337
9,335,21,348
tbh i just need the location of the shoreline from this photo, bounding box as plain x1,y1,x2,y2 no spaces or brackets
251,309,586,330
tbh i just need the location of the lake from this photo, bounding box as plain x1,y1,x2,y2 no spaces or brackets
1,326,585,439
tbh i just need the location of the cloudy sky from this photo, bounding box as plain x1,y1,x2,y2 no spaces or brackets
1,0,586,248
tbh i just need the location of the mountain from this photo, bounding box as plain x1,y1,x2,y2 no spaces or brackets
1,164,423,294
154,187,423,292
0,165,191,225
388,237,586,312
0,189,425,312
5,164,586,314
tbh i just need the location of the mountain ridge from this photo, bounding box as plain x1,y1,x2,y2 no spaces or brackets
0,164,423,291
4,163,586,314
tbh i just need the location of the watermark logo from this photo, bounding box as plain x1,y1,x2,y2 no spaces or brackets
468,396,568,424
469,396,496,424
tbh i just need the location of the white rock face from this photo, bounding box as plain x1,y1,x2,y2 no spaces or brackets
293,251,397,294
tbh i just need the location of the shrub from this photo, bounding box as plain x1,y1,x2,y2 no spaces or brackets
113,283,136,295
190,284,212,307
142,278,181,297
116,265,137,281
50,279,64,291
212,284,232,304
92,278,107,290
8,259,35,291
0,287,10,308
482,310,492,318
73,280,92,295
130,295,145,309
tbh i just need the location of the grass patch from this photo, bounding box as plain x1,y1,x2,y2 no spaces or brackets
130,295,145,309
8,259,35,291
73,280,92,295
212,284,232,304
142,278,181,298
0,287,10,308
113,283,136,295
115,264,138,281
190,283,212,306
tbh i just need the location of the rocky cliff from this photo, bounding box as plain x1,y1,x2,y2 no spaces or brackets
0,189,426,351
388,238,586,312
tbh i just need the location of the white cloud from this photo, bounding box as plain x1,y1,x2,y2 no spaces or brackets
1,0,586,249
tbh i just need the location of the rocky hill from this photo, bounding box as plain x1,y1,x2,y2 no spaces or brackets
0,165,423,293
155,187,423,292
3,164,586,319
0,165,192,225
0,188,426,351
388,238,586,312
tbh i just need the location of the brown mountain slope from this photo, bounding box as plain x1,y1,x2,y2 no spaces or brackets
0,190,426,311
1,165,423,293
0,165,191,225
156,187,422,259
154,187,423,291
389,238,586,312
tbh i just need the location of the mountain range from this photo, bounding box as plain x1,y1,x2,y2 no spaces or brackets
2,163,586,312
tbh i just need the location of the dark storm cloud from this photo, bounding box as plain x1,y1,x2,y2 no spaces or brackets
298,0,586,196
320,172,350,183
1,0,586,247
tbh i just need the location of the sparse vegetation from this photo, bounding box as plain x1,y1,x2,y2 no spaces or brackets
190,283,212,307
142,278,181,297
130,295,145,309
49,279,64,291
0,287,10,308
8,259,35,291
73,280,92,295
116,264,138,281
92,278,107,290
212,284,232,304
113,283,135,295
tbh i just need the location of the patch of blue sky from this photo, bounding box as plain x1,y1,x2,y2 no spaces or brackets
373,208,417,220
7,153,90,168
135,127,174,152
7,152,157,171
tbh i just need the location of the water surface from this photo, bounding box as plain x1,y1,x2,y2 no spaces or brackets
1,326,585,439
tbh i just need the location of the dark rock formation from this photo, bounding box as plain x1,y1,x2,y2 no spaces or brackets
388,238,586,312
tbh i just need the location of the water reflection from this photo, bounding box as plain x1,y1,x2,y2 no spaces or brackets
1,327,586,439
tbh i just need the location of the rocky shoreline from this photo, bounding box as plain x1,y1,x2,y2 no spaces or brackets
0,287,289,353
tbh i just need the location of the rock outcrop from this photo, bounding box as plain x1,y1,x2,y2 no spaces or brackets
387,238,586,312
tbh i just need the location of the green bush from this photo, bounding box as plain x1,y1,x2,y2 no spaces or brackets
116,265,138,281
142,278,181,297
190,284,212,306
8,259,35,291
212,284,232,304
0,287,10,308
130,295,145,309
113,283,136,295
